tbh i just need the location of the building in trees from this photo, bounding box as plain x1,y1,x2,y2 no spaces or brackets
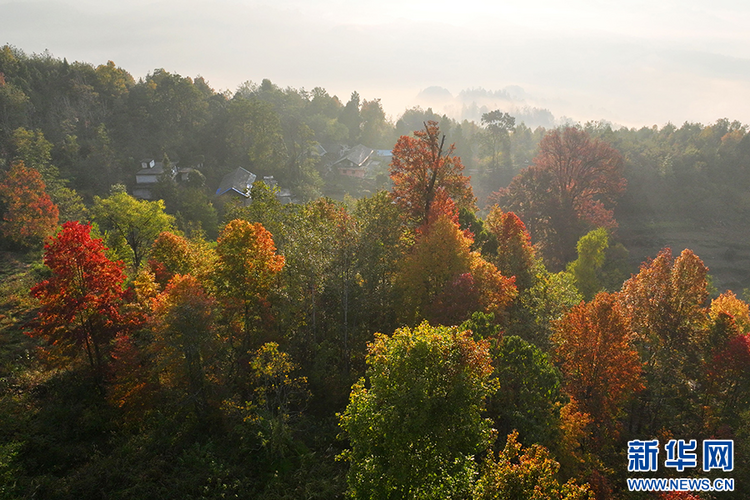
215,167,292,205
332,144,375,178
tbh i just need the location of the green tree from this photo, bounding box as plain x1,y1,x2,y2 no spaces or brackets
92,187,175,271
340,91,362,145
352,191,407,343
12,127,86,221
564,228,630,301
480,110,515,192
490,335,563,448
565,228,609,301
360,98,394,149
340,322,495,499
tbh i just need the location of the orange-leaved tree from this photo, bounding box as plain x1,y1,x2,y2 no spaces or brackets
390,120,476,226
150,273,217,419
149,230,216,287
619,248,709,434
0,161,59,248
554,292,643,446
395,202,516,326
485,206,536,292
30,221,126,375
215,219,285,355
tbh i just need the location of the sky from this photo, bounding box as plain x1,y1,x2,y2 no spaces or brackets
3,0,750,128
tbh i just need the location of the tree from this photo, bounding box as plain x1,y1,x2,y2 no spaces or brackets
29,221,126,375
339,91,362,144
390,120,476,225
339,322,495,499
352,190,407,342
473,431,592,500
360,98,394,149
565,227,609,301
0,161,59,247
11,127,86,222
150,274,217,419
248,342,309,421
394,210,516,326
553,292,643,445
495,127,625,267
149,230,216,287
710,290,750,334
225,96,287,178
619,248,709,434
485,206,535,292
490,335,563,448
92,187,175,271
215,219,285,355
480,110,515,190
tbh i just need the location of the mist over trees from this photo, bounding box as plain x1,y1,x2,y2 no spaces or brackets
1,45,750,498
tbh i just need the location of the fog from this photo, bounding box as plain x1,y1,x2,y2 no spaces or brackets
3,0,750,127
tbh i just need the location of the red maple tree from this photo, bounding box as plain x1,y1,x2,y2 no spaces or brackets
29,221,126,374
485,206,536,291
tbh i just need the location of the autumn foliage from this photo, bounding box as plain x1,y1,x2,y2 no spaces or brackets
215,219,285,351
29,221,126,373
395,211,516,326
0,161,59,247
390,120,476,225
620,248,708,359
495,127,625,266
554,292,643,442
485,206,536,291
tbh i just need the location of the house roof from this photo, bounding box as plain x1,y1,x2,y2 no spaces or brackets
136,161,167,176
216,167,256,197
333,144,374,168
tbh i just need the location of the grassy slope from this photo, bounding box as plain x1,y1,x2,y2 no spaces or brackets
0,251,40,376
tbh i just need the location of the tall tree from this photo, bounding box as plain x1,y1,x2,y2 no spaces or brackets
620,248,709,435
340,322,495,499
495,127,625,267
485,206,535,292
480,110,515,189
215,219,285,356
554,292,643,445
490,335,564,448
390,120,476,226
29,221,126,375
150,273,217,419
11,127,85,222
394,209,516,327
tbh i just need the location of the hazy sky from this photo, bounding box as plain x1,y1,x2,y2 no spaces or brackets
3,0,750,127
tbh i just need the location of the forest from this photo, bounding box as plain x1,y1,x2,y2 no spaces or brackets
0,44,749,499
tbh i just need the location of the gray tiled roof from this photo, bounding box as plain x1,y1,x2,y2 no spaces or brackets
216,167,256,197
